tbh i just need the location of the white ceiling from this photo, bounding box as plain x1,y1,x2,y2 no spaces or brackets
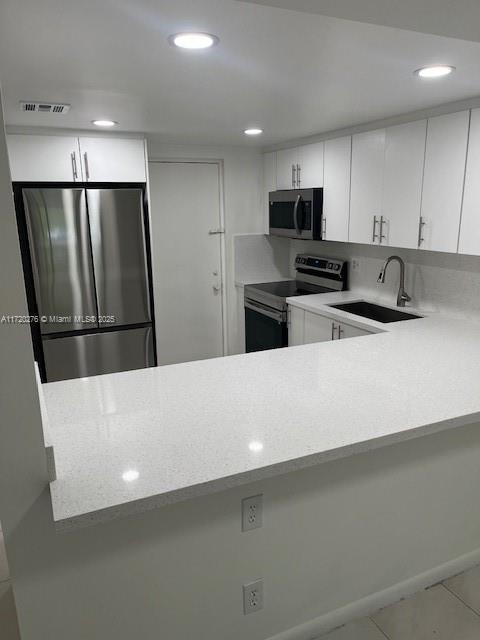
242,0,480,43
1,0,480,146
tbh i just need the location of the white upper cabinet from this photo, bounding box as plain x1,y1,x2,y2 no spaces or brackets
7,134,82,182
275,142,324,190
323,136,351,242
459,108,480,255
297,142,324,188
276,147,298,189
349,129,386,245
382,120,427,250
263,152,276,233
78,137,146,182
420,110,469,253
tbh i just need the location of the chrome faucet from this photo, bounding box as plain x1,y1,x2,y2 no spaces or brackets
377,255,411,307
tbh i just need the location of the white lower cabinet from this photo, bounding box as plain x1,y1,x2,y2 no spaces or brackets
289,307,372,345
288,306,305,346
304,310,334,344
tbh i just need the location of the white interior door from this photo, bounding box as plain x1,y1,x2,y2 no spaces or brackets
148,161,224,365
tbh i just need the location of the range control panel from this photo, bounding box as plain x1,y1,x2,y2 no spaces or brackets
295,254,345,274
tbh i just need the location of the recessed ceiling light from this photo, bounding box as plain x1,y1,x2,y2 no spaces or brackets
169,32,219,50
415,65,455,79
244,128,263,136
92,119,117,127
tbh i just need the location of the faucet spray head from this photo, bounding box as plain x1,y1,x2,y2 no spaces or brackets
377,269,385,283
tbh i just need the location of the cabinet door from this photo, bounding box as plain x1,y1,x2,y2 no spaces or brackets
420,111,469,253
304,311,335,344
339,322,372,339
459,108,480,255
382,120,427,249
276,148,298,189
7,134,81,182
288,306,305,346
323,136,351,242
349,129,386,245
79,137,146,182
263,152,276,233
298,142,324,188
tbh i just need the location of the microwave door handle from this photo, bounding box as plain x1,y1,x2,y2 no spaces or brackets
293,194,301,235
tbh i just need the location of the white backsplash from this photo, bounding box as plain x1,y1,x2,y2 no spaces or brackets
290,239,480,320
234,233,291,284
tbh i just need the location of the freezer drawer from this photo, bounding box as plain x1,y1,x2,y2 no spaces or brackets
23,188,97,334
87,189,151,326
42,327,155,382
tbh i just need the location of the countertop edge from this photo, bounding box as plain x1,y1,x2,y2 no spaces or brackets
52,410,480,532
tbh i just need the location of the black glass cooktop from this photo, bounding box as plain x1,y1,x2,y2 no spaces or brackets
248,280,334,298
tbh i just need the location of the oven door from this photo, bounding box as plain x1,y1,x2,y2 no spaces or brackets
269,190,313,240
245,299,287,353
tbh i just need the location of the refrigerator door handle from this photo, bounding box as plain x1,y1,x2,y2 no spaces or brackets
83,152,90,180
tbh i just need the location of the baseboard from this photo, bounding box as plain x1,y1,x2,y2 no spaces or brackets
268,547,480,640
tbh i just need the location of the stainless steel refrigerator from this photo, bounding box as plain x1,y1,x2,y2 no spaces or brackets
18,187,156,382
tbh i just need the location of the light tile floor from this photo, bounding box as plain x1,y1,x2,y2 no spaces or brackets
320,568,480,640
1,520,480,640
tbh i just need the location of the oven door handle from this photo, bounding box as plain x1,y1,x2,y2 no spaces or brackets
245,299,285,323
293,194,302,236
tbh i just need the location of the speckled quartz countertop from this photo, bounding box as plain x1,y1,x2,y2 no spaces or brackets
43,291,480,531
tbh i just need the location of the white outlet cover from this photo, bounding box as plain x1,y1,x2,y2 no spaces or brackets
243,579,264,614
242,494,263,531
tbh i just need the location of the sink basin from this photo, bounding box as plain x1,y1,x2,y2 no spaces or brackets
329,301,421,323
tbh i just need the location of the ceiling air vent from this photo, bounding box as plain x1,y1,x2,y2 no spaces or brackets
20,101,70,114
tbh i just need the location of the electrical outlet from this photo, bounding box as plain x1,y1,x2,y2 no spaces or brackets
242,494,263,531
243,579,264,614
352,259,360,271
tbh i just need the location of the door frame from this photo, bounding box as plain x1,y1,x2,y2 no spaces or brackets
146,158,228,358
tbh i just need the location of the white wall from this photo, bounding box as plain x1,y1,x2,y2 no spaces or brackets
146,140,264,355
0,89,50,630
289,239,480,319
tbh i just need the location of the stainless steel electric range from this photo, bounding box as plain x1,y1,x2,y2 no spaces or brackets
244,254,348,353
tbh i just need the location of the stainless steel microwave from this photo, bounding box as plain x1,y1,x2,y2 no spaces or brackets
269,188,324,240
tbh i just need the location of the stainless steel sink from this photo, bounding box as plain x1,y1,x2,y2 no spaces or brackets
329,301,421,323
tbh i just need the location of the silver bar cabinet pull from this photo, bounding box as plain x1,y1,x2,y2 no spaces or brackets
71,152,78,180
337,325,344,339
291,164,296,188
417,216,426,247
372,215,379,243
322,217,327,240
296,163,301,188
84,152,90,180
379,215,386,244
331,322,336,340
